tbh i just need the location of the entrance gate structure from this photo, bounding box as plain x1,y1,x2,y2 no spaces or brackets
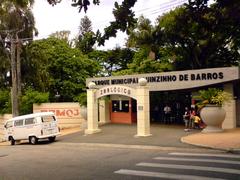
85,78,152,137
85,67,240,136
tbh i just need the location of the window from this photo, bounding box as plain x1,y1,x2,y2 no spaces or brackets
112,100,129,112
121,101,129,112
25,118,35,125
112,100,120,112
42,116,55,123
14,120,23,127
5,121,13,129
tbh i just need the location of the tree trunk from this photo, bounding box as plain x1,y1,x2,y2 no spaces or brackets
148,50,155,60
16,38,21,98
10,38,19,117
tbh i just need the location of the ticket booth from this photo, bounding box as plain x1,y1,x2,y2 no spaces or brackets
110,96,137,124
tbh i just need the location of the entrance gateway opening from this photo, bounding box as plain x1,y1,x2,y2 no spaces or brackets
85,67,240,136
100,88,210,125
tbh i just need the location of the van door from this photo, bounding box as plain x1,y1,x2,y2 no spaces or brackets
23,118,39,138
13,119,25,140
41,116,58,135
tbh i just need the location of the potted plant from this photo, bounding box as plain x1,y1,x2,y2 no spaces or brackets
195,88,231,133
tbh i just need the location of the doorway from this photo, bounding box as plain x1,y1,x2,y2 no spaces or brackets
150,90,192,124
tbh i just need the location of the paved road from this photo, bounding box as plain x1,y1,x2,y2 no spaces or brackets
0,142,238,180
115,152,240,180
1,124,237,180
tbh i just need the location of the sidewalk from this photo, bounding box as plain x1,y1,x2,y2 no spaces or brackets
0,126,81,146
181,128,240,153
59,124,240,153
1,125,240,153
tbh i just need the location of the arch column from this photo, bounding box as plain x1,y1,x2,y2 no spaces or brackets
99,98,110,124
85,84,101,135
136,78,151,137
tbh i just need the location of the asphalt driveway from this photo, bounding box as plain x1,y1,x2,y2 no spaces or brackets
58,123,201,148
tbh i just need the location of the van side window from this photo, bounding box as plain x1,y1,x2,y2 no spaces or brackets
14,120,24,127
25,118,35,125
42,116,55,122
5,121,13,128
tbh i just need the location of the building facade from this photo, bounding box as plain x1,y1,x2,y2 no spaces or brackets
85,67,240,136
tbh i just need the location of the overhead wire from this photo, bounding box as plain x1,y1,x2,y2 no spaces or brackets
92,0,188,30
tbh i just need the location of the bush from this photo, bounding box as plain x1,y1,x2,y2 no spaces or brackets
20,88,49,115
0,89,11,114
74,92,87,107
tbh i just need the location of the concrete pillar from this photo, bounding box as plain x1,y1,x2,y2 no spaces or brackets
99,98,110,124
222,83,236,129
85,84,101,134
136,78,151,137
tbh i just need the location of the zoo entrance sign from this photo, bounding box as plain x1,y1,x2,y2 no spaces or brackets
96,85,137,99
87,67,239,91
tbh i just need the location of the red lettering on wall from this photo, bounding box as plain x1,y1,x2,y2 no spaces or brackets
56,109,66,116
73,109,80,116
38,108,80,118
66,109,73,117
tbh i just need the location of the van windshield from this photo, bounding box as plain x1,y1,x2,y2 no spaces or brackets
41,116,56,123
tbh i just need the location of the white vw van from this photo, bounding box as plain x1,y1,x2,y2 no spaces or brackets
4,112,60,145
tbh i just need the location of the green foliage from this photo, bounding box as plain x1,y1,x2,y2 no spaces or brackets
156,0,240,69
24,37,100,102
20,88,49,115
195,88,231,107
76,16,96,54
0,47,10,88
114,48,173,75
88,48,135,76
77,31,96,54
0,89,11,114
74,92,87,106
96,0,137,46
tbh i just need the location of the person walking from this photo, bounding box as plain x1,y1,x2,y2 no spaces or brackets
190,107,196,129
163,104,171,124
183,107,191,131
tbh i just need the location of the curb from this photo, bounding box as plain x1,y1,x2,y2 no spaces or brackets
181,137,240,154
54,142,223,153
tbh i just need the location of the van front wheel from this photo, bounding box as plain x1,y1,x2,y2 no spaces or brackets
29,136,38,145
9,137,15,145
48,136,56,142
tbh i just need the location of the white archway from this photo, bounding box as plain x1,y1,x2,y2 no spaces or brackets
85,81,152,137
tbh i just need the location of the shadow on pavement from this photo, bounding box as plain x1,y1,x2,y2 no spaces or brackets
58,123,201,148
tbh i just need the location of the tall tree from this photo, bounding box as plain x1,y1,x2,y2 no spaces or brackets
126,15,164,60
0,0,36,116
76,16,96,54
156,0,240,70
24,37,100,102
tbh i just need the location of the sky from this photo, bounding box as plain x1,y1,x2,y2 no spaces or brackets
33,0,188,50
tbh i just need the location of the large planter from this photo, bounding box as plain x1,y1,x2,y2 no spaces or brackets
200,105,226,133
